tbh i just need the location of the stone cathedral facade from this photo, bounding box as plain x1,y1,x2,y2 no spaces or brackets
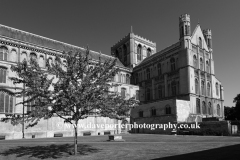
111,14,224,134
0,14,224,138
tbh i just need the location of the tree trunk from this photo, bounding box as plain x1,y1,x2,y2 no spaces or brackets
74,121,78,155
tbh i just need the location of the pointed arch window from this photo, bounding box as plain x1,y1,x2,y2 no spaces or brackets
0,46,8,61
170,58,176,71
137,44,142,61
206,61,210,73
195,79,199,94
208,102,212,115
216,83,219,96
193,55,198,68
199,37,202,48
121,88,126,98
147,48,151,57
9,49,17,62
202,101,207,114
200,58,203,70
207,82,211,96
126,74,130,84
196,98,201,114
39,55,45,68
217,104,221,116
21,52,27,62
30,53,37,61
201,80,205,95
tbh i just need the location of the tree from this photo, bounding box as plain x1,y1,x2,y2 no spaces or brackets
233,94,240,120
2,48,138,155
224,106,236,120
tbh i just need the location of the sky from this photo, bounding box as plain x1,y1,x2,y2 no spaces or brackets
0,0,239,107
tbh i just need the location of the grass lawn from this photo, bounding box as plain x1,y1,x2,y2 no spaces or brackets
0,134,240,160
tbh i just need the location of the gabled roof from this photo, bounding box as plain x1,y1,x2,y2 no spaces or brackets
191,24,209,52
0,24,127,69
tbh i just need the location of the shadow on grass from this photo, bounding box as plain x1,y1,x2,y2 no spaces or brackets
152,144,240,160
0,143,101,159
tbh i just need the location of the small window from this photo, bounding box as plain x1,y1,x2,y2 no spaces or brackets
151,108,156,116
200,58,203,70
201,80,205,95
146,88,151,101
202,101,206,114
166,105,171,114
207,82,211,96
208,102,212,115
147,48,151,57
139,110,143,117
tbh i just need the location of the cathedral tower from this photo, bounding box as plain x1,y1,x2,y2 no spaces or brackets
111,30,156,68
203,29,213,52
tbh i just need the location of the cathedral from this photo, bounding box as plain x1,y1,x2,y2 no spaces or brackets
0,14,224,139
111,14,224,134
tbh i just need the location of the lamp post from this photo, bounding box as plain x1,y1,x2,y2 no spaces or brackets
22,82,25,139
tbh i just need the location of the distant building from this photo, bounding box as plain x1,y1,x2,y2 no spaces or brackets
111,14,224,134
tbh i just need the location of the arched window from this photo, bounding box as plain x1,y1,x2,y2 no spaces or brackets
165,105,171,114
199,37,202,48
146,68,150,79
202,101,207,114
151,108,156,116
201,80,205,95
146,88,151,101
196,98,201,114
115,50,119,58
171,81,177,96
0,46,8,61
207,82,211,96
170,58,175,71
216,83,219,96
158,85,162,99
137,44,142,61
48,57,53,67
39,55,45,68
0,91,14,113
195,79,199,94
200,58,203,70
135,90,139,100
118,73,121,83
208,102,212,115
126,74,130,84
9,50,17,62
206,61,210,73
21,52,27,62
193,55,198,68
0,67,7,83
157,63,161,75
30,53,37,61
217,104,221,116
147,48,151,57
121,88,126,98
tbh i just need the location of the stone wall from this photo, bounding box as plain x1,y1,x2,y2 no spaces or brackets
0,116,122,140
